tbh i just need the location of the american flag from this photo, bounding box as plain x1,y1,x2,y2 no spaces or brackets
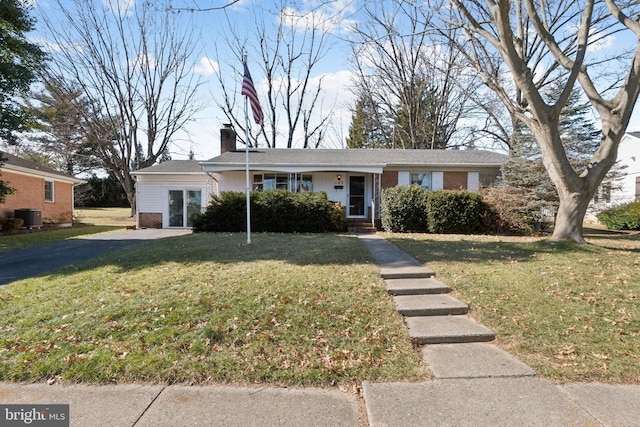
241,61,263,125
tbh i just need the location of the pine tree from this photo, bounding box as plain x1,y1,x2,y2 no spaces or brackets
23,76,101,175
0,0,46,144
500,81,607,228
346,93,389,148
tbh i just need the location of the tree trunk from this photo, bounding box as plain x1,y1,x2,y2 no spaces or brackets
549,189,591,243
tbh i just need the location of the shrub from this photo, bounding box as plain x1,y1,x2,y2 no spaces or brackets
596,201,640,230
192,190,345,233
191,191,246,232
381,185,430,232
426,190,484,234
1,217,24,232
478,186,534,235
381,186,489,234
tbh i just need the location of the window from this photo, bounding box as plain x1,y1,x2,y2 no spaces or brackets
252,173,313,192
168,189,202,227
480,172,500,188
636,177,640,201
410,172,431,189
44,181,54,202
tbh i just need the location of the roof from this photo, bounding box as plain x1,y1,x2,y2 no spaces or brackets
132,160,205,175
0,152,85,184
626,131,640,139
200,148,510,173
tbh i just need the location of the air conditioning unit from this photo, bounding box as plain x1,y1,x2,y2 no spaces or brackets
14,209,43,229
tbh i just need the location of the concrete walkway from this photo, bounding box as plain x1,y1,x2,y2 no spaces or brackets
1,232,640,426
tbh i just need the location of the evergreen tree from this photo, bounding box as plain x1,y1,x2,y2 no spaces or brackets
500,81,608,228
393,80,442,149
23,76,101,175
0,0,46,144
346,93,389,148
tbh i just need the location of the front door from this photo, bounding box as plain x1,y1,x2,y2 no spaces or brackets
348,176,365,217
169,190,202,227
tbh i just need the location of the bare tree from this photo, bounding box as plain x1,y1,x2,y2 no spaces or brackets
38,0,203,215
214,0,334,149
350,1,484,150
446,0,640,242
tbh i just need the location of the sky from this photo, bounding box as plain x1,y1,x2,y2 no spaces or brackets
26,0,640,161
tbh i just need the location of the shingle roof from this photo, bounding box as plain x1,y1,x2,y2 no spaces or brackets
1,151,84,183
626,131,640,139
202,148,510,168
133,160,205,174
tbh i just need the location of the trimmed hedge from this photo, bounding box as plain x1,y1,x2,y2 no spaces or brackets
380,185,430,232
381,186,485,234
192,190,346,233
596,201,640,230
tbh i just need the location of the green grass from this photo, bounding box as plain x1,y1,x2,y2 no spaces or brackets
383,229,640,384
0,233,427,386
75,207,134,227
0,226,123,252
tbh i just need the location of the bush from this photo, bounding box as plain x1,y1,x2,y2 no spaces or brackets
426,190,484,234
192,190,345,233
478,186,534,235
0,217,24,232
596,201,640,230
381,186,488,234
381,185,430,232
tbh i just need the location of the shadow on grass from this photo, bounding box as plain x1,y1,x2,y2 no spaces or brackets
34,232,377,281
384,230,640,265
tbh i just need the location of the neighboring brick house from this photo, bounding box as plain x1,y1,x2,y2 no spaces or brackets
0,152,85,224
132,125,509,229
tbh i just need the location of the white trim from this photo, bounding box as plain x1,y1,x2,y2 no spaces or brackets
44,180,55,202
1,164,84,185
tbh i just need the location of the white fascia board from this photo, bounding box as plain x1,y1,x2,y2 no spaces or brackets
131,171,204,176
2,164,85,184
201,164,383,174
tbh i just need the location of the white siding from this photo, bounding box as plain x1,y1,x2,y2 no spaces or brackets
615,136,640,204
135,173,208,228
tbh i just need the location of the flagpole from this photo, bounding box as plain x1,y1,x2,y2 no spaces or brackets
243,53,252,245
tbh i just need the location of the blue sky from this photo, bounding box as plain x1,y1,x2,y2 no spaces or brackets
28,0,640,161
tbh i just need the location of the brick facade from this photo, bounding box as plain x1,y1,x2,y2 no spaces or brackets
443,172,468,190
1,170,75,223
138,212,163,229
381,171,398,189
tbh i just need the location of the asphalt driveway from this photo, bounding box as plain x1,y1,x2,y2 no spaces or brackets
0,229,192,286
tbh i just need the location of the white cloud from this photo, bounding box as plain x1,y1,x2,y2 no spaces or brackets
102,0,136,14
193,57,219,76
279,1,358,34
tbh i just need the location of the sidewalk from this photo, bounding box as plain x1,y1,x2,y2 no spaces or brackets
2,233,639,426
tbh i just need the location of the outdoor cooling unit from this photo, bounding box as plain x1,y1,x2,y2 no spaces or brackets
14,209,43,229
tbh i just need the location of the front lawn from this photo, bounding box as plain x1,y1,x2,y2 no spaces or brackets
0,233,427,386
385,230,640,384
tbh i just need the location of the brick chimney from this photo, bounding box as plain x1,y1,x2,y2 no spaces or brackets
220,123,237,153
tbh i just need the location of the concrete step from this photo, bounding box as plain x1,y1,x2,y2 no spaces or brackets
394,294,468,317
405,315,495,344
385,277,451,295
380,266,435,279
422,343,536,379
